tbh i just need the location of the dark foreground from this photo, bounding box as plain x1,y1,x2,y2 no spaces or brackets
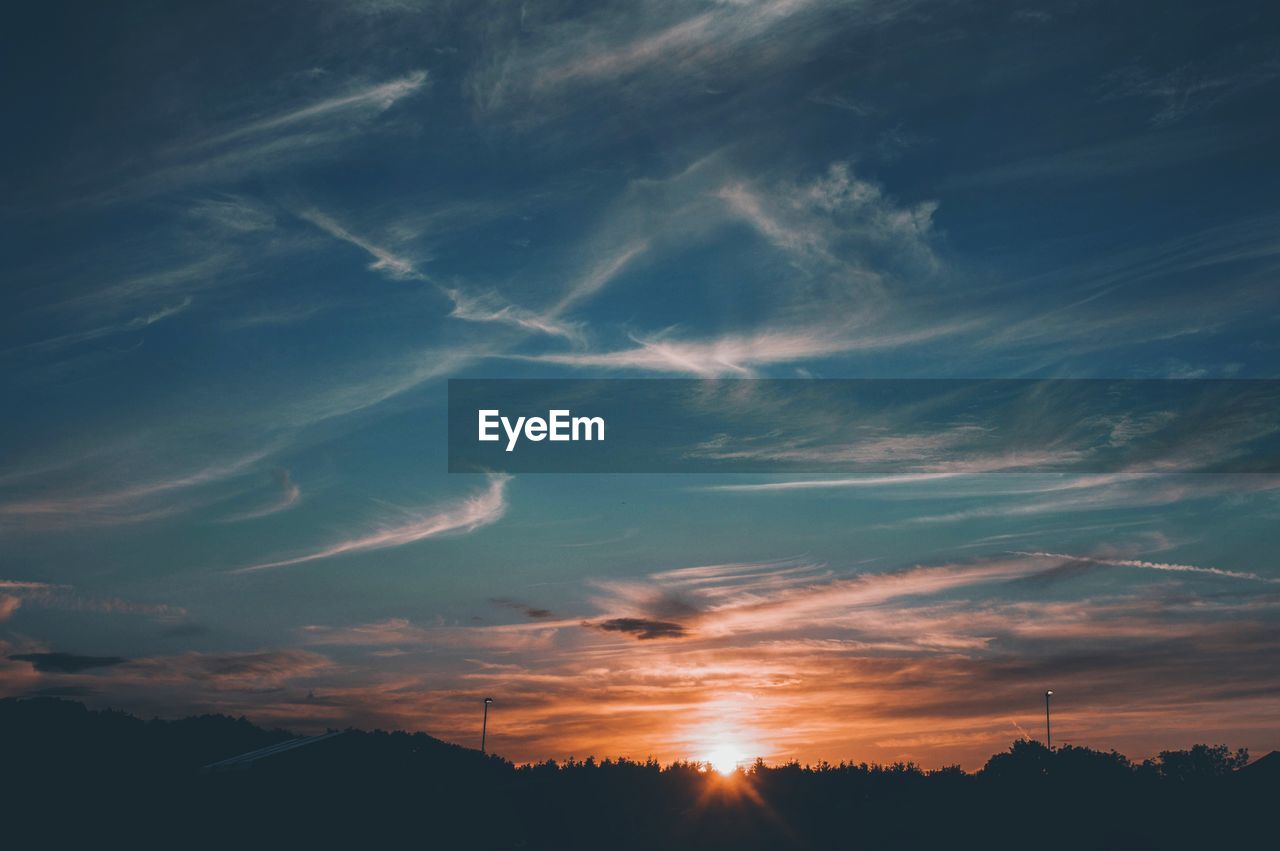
3,698,1275,849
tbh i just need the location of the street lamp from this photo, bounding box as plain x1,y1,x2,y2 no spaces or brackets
1045,690,1053,750
481,697,494,754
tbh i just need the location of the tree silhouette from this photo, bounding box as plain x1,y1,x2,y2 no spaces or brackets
1143,743,1250,782
2,697,1273,849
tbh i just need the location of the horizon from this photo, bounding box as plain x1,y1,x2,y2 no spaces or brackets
7,694,1270,775
3,0,1280,776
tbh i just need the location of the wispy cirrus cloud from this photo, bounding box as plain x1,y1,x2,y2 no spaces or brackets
0,448,274,531
508,157,969,375
301,615,573,654
547,241,650,316
533,1,817,89
525,320,973,376
1098,53,1280,126
701,473,964,492
191,71,428,151
2,296,193,357
442,239,649,345
940,125,1252,190
472,0,865,117
578,557,1047,642
234,474,511,573
219,469,302,523
0,580,186,622
442,287,583,342
718,162,939,276
297,208,424,280
47,71,429,207
884,473,1280,527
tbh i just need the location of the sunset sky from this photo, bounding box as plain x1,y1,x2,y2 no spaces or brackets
2,0,1279,770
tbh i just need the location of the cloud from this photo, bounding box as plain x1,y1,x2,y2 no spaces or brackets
701,473,963,492
18,549,1278,770
1013,551,1279,585
442,240,648,343
215,217,646,434
0,595,21,621
234,474,511,573
507,159,967,376
0,448,273,530
941,126,1250,190
300,616,573,653
548,241,650,315
442,287,583,342
1098,58,1280,126
718,163,939,272
805,91,872,115
298,208,423,280
524,321,972,376
220,469,302,523
593,617,689,640
185,195,278,233
48,252,240,318
0,580,186,622
887,474,1280,527
491,599,557,620
169,650,332,689
579,557,1052,644
193,72,428,151
223,302,326,330
3,296,193,356
63,72,429,204
241,552,1280,767
259,341,500,431
474,0,837,114
9,653,128,673
681,418,1083,471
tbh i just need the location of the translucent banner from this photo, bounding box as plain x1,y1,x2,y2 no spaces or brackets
447,379,1280,474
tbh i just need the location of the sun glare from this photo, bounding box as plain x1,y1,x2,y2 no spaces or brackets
704,745,747,776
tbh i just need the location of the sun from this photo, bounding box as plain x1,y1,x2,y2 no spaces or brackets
704,745,747,776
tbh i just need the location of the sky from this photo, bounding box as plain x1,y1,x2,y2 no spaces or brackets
2,0,1279,770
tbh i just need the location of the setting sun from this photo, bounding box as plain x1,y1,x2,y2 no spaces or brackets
704,745,748,776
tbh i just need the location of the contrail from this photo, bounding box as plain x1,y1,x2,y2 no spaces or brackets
1013,551,1278,584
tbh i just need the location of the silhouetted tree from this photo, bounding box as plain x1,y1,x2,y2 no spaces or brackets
1142,743,1249,782
3,698,1273,850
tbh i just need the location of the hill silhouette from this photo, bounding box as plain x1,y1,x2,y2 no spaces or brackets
2,698,1274,849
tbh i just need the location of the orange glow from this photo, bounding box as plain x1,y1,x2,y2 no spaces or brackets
704,744,748,775
8,554,1277,771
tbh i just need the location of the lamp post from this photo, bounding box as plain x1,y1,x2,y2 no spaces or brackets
1045,690,1053,750
481,697,494,754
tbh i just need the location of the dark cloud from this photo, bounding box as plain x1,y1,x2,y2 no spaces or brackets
10,652,128,673
491,598,555,620
593,617,688,640
646,593,701,621
25,685,99,698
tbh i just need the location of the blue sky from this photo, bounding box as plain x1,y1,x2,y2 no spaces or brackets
2,0,1279,768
